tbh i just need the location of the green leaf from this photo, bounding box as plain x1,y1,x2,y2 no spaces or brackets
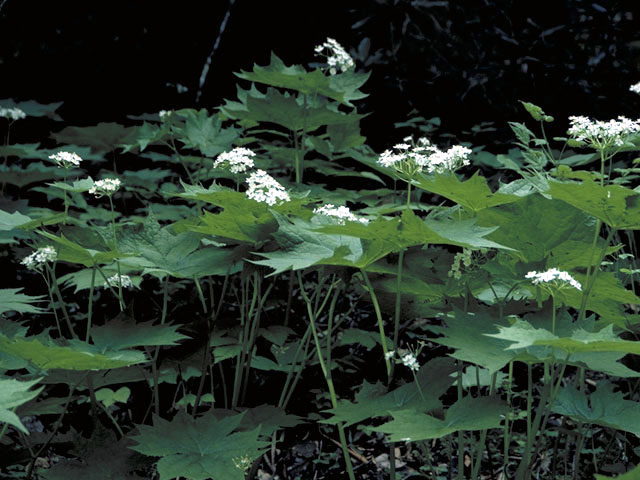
338,328,380,349
552,381,640,437
95,387,131,408
369,395,505,442
38,229,124,267
429,310,638,377
174,109,240,157
489,320,640,355
90,318,189,352
475,194,595,263
51,123,133,152
0,377,44,434
0,209,32,231
414,171,520,212
221,85,366,133
1,98,63,120
0,288,45,315
238,404,302,439
0,333,146,370
548,179,640,229
118,212,242,278
322,357,456,427
234,52,369,106
562,272,640,328
129,411,268,480
252,213,363,275
519,101,553,122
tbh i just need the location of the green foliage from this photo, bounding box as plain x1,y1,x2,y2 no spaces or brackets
3,43,640,478
368,395,506,442
130,411,267,480
0,377,43,434
0,288,44,315
552,382,640,437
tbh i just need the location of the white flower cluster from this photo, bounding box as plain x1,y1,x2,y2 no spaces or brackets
401,352,420,372
158,110,173,120
525,268,582,291
21,246,57,270
378,136,471,176
630,82,640,95
567,115,640,148
384,349,420,372
0,107,26,121
314,37,355,75
245,169,290,206
103,273,133,289
49,151,82,168
313,204,369,224
213,147,256,174
89,178,122,198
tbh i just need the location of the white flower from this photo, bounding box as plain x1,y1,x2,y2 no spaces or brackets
384,350,395,360
0,107,26,121
525,268,582,291
401,352,420,372
213,147,256,174
89,178,121,198
103,274,133,289
314,37,355,75
245,169,290,206
313,204,369,224
158,110,172,120
378,135,471,176
567,115,640,148
21,246,57,270
426,145,472,173
49,151,83,168
630,82,640,95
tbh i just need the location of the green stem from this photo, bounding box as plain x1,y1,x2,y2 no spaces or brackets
151,276,170,416
504,361,513,474
108,196,124,311
457,361,465,480
63,171,69,223
85,264,97,342
578,227,617,322
360,269,392,380
46,265,77,339
42,272,63,336
297,272,356,480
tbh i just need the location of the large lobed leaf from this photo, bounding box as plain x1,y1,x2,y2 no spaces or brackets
129,411,267,480
0,377,44,434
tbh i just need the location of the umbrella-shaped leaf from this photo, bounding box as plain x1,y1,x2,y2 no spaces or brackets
322,357,456,427
369,395,506,442
234,52,369,106
129,411,267,480
91,318,189,352
552,381,640,437
0,333,146,370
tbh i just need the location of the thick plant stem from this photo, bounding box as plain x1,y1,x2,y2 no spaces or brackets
457,361,465,480
85,264,97,342
46,265,77,339
503,361,513,474
298,272,356,480
151,276,170,417
360,269,392,380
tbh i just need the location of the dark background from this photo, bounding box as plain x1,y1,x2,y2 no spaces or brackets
2,0,640,150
